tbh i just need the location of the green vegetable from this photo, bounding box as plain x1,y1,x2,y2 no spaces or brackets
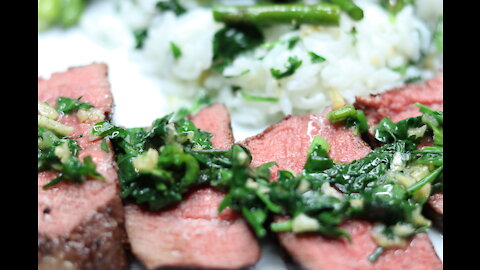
327,105,356,123
38,0,87,31
433,17,443,52
241,91,279,102
38,126,104,188
170,41,182,59
330,0,364,20
309,51,326,63
407,166,443,195
212,4,341,26
91,114,217,210
90,105,443,249
263,36,301,50
156,0,187,16
374,103,443,146
327,105,368,134
270,220,293,232
55,96,94,114
212,24,264,71
270,56,302,79
133,29,149,50
59,0,86,27
38,0,62,31
175,95,212,119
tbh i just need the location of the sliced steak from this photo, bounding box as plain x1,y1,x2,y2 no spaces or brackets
242,112,372,180
355,72,443,132
241,107,442,270
355,73,444,229
125,104,261,269
38,64,127,270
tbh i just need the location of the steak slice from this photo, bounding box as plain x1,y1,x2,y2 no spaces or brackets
354,72,443,133
125,104,261,269
241,108,442,270
38,64,127,270
355,73,444,229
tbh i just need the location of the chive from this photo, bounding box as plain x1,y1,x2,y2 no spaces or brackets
368,246,384,262
42,174,64,189
407,165,443,195
271,220,293,232
241,91,279,102
327,105,357,123
101,138,109,153
307,136,330,155
355,109,369,133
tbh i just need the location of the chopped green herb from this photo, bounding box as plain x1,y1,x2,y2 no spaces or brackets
404,76,422,84
262,36,300,50
156,0,187,16
309,51,326,63
224,69,250,78
38,126,104,188
175,95,212,119
212,24,264,71
170,41,182,59
133,28,148,50
270,56,302,79
241,91,279,102
89,104,443,253
101,138,110,153
55,97,93,114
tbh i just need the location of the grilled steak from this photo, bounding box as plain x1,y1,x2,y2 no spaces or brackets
124,104,261,269
241,108,442,270
355,72,443,133
355,73,444,230
38,64,127,270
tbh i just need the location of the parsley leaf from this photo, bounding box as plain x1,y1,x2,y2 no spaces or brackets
270,56,302,79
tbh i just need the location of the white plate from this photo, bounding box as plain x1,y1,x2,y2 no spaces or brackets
38,10,443,269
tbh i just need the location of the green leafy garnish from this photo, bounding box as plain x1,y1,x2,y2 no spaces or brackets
89,105,443,247
55,97,93,114
241,91,279,102
170,41,182,59
133,28,148,50
156,0,187,16
213,24,264,71
38,126,104,188
270,56,302,79
374,103,443,146
262,36,300,50
327,105,369,134
309,51,326,63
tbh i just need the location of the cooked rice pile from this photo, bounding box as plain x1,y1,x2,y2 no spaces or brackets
80,0,443,127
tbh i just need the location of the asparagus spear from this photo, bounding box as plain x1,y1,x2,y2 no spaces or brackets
331,0,363,20
213,3,341,26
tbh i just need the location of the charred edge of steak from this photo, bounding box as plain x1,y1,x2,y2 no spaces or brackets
38,196,128,270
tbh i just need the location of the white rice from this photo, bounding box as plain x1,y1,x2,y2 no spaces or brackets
80,0,443,128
